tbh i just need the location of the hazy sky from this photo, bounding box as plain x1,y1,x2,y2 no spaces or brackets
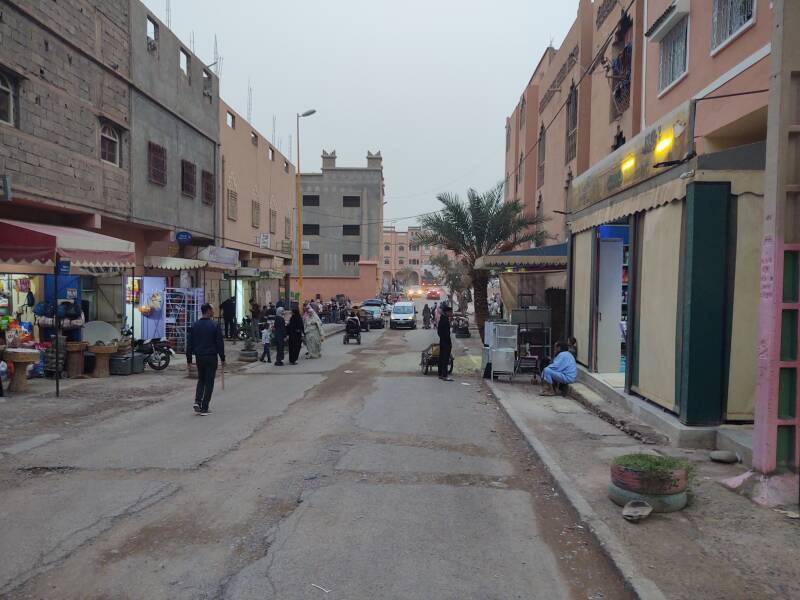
142,0,577,228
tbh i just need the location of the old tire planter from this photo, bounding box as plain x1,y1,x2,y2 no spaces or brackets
610,462,688,496
608,483,688,513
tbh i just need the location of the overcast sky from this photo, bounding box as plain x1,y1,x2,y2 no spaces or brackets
143,0,577,228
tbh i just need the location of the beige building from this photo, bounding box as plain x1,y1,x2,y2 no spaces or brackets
218,100,295,309
381,226,453,290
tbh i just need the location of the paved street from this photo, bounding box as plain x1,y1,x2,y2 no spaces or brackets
0,304,629,599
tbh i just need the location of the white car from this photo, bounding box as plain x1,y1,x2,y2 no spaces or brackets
389,301,417,330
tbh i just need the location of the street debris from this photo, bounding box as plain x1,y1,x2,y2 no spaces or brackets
622,500,653,523
311,583,332,594
304,473,319,481
774,508,800,519
709,450,740,464
344,370,354,374
461,382,471,386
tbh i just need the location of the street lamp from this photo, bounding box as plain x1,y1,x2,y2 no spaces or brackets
295,108,317,305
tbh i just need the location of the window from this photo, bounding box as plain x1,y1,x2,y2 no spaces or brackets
227,189,238,220
181,160,196,197
659,16,688,92
146,16,158,50
303,224,320,236
565,84,578,163
343,254,360,264
410,259,420,265
251,200,261,228
302,253,319,266
384,244,391,251
398,245,405,253
283,160,290,173
202,170,215,204
409,244,419,252
610,18,633,117
505,122,510,151
342,224,360,236
303,195,320,207
398,259,405,265
519,95,526,129
100,125,120,166
179,49,190,80
537,125,546,188
285,216,291,239
612,130,626,151
251,131,258,146
226,111,235,129
202,70,213,97
268,147,275,161
343,195,361,207
517,152,524,186
712,0,755,50
148,142,167,186
269,209,277,234
0,73,14,126
384,258,390,265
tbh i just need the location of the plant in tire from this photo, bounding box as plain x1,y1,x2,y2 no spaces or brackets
611,454,694,495
415,182,547,342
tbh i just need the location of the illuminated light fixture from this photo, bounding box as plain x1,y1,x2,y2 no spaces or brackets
655,129,675,155
621,156,636,173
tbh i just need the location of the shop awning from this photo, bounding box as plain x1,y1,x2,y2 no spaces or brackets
475,243,568,270
0,219,136,267
144,256,207,271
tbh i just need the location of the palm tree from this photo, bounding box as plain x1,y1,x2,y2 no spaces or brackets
416,182,546,340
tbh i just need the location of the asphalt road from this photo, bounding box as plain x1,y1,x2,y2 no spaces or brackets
0,305,630,599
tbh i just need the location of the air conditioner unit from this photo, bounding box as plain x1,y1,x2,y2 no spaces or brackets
258,233,271,249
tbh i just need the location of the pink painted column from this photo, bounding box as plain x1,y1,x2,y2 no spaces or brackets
753,0,800,474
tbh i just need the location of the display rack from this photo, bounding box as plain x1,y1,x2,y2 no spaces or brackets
164,288,203,353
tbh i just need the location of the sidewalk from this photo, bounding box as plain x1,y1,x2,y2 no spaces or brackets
488,379,800,600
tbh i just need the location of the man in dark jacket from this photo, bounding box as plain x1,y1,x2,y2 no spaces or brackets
219,296,236,339
273,307,287,366
437,304,453,381
187,303,226,415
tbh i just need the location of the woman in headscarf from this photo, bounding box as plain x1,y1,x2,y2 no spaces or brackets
287,306,305,365
303,305,324,358
273,307,287,366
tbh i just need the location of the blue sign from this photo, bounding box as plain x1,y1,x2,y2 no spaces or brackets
57,261,71,275
176,231,193,245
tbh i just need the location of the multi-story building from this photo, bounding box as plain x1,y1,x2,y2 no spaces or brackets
0,1,221,327
219,100,295,314
291,150,384,302
381,226,450,290
506,0,775,436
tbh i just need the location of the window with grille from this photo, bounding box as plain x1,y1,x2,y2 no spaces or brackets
537,126,546,189
712,0,754,50
659,16,688,92
343,224,360,236
343,254,360,264
269,209,277,234
398,245,405,253
100,125,120,166
285,216,291,239
410,259,420,265
409,244,419,252
227,189,238,221
342,195,361,207
303,224,320,236
398,259,404,265
610,20,633,117
384,244,391,251
565,85,578,163
202,170,215,204
384,258,390,265
303,195,320,206
251,201,261,228
181,160,196,197
302,254,319,266
0,72,13,126
148,142,167,185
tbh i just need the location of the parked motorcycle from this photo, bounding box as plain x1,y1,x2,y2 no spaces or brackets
120,325,175,370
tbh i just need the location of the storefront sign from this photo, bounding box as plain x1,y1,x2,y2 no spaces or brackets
176,231,193,245
568,102,692,214
197,245,239,267
56,261,71,275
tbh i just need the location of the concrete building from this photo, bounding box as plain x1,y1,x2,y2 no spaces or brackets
291,150,384,302
219,100,295,312
381,226,450,290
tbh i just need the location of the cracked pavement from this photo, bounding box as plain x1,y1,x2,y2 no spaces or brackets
0,308,630,599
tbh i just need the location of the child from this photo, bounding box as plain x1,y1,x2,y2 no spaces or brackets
259,324,272,363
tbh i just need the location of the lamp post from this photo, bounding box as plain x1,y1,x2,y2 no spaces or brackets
294,109,316,305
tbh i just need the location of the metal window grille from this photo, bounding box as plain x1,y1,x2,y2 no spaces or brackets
343,195,361,207
712,0,754,49
202,171,215,204
269,208,277,233
148,142,167,185
251,201,261,228
227,189,238,221
181,160,196,197
343,224,360,236
303,224,320,236
302,253,319,266
565,86,578,163
537,127,546,188
302,195,320,206
343,254,360,264
658,16,688,91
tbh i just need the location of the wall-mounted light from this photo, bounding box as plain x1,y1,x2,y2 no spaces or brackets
655,129,675,155
621,156,636,173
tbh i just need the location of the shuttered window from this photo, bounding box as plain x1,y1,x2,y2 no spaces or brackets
227,189,238,221
270,209,277,234
251,200,261,228
181,160,196,197
202,171,215,204
148,142,167,185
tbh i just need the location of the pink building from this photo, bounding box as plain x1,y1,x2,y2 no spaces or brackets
381,226,453,290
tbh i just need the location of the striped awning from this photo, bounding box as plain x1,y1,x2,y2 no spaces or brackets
475,243,568,270
144,256,208,271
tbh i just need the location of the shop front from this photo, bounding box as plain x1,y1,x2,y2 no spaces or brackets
568,102,764,426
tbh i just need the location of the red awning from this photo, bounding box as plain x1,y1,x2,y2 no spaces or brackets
0,219,136,267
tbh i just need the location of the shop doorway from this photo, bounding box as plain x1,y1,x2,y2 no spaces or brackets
595,224,630,382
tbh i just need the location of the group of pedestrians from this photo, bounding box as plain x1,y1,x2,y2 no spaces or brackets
265,304,324,366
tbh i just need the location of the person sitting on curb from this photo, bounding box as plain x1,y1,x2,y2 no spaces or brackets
541,340,576,396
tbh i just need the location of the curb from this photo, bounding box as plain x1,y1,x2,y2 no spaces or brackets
487,380,667,600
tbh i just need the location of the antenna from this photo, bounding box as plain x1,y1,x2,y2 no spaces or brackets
247,79,253,122
165,0,172,27
213,35,224,78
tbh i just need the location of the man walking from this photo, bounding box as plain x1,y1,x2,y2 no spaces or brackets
437,304,453,381
187,303,226,415
220,296,236,339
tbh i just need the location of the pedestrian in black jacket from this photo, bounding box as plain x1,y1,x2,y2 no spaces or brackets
219,297,236,339
287,308,304,365
187,303,226,415
273,307,287,366
437,305,453,381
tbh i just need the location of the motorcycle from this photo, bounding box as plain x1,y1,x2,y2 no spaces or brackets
121,325,175,370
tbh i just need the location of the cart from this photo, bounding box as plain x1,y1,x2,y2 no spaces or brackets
419,343,454,375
